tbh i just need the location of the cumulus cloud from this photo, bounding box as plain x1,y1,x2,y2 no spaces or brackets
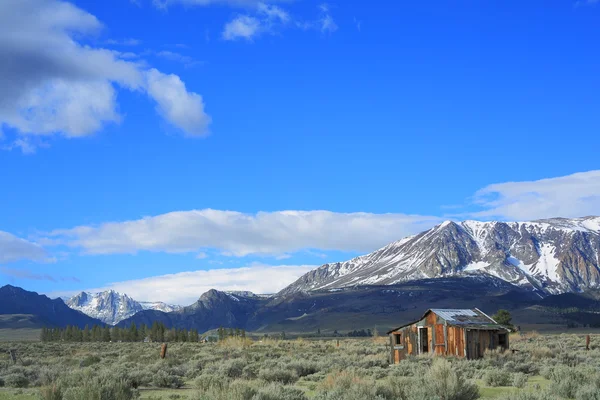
47,210,442,257
146,69,211,136
0,0,210,150
52,264,318,305
473,170,600,220
223,15,263,40
0,231,49,263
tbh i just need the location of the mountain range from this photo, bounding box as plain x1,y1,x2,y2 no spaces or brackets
281,216,600,295
0,285,102,329
66,291,181,325
2,216,600,334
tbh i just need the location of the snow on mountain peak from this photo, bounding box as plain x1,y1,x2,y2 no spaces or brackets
279,216,600,296
66,290,181,325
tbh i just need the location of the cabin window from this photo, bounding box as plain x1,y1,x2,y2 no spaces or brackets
498,333,507,349
394,333,402,345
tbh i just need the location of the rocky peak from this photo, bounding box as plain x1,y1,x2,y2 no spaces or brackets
279,217,600,296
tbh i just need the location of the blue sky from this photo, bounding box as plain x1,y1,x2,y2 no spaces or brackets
1,0,600,305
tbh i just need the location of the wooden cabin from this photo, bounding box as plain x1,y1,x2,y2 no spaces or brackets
387,308,509,362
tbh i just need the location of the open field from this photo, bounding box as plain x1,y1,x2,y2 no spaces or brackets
0,331,41,343
0,333,599,399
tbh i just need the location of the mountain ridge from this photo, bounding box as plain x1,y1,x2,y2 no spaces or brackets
66,290,181,325
279,216,600,295
0,285,103,328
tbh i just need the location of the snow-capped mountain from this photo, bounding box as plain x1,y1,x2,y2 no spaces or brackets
66,290,181,325
280,217,600,296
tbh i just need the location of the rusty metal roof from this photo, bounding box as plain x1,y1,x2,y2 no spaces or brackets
430,308,496,325
387,308,505,334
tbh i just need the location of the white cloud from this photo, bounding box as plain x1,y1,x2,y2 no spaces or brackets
222,3,290,41
153,0,280,8
297,4,337,34
473,170,600,220
105,38,142,46
146,69,211,136
155,51,203,68
0,0,211,150
47,209,442,256
51,264,318,305
257,3,289,23
0,231,49,263
223,15,262,40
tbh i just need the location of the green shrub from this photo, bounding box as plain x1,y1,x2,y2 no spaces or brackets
80,355,102,368
152,370,184,388
219,358,247,378
195,373,231,391
512,372,528,388
498,390,561,400
4,372,29,388
252,383,308,400
258,368,299,384
421,358,479,400
39,384,63,400
288,360,320,377
576,384,600,400
484,369,511,387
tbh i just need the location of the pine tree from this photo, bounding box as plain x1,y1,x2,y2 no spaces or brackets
139,324,147,341
102,326,111,342
83,325,91,342
158,323,166,342
130,322,138,342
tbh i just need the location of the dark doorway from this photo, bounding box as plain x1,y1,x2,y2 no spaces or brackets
498,333,507,350
419,328,429,354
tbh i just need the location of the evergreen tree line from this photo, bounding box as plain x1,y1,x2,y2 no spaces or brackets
41,322,200,343
347,328,373,337
216,327,246,341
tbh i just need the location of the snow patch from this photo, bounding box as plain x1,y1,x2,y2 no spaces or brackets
463,262,488,272
536,244,561,282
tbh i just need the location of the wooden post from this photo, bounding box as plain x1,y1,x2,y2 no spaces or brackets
160,343,168,359
336,340,339,348
586,335,590,351
9,350,17,364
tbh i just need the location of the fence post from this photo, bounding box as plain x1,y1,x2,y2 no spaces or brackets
586,335,590,351
160,343,168,359
9,350,17,364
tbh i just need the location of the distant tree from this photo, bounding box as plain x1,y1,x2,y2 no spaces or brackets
139,324,147,341
83,325,91,342
493,309,513,328
102,326,112,342
129,322,139,342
